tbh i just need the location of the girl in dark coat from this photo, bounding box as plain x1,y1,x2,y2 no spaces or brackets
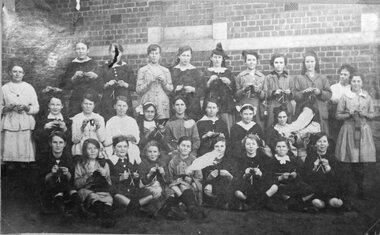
232,134,278,210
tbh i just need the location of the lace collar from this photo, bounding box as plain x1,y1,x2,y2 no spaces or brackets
198,115,219,122
275,154,290,164
237,121,256,131
47,113,64,121
72,57,92,63
173,64,196,71
207,67,228,73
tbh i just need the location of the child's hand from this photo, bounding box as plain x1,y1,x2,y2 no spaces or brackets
245,167,253,175
60,167,69,175
203,131,215,139
313,159,320,171
117,80,129,88
84,71,97,79
253,168,262,177
290,171,297,178
73,71,84,80
106,79,117,87
219,170,233,180
44,121,56,130
185,168,193,176
184,86,195,93
94,119,101,130
274,89,282,95
149,167,156,174
158,167,165,175
313,88,321,95
51,165,59,174
283,89,291,95
210,169,219,178
220,77,231,85
184,175,192,183
175,85,183,91
120,171,129,181
281,172,290,180
97,168,107,177
133,172,139,178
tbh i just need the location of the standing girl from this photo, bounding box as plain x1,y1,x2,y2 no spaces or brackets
263,53,295,129
204,43,236,132
235,50,266,130
1,62,39,166
164,97,200,156
71,92,105,157
74,139,114,227
136,44,173,121
196,98,229,156
335,74,376,198
59,41,100,117
100,43,135,121
294,51,332,135
104,96,141,164
170,46,204,120
230,104,264,156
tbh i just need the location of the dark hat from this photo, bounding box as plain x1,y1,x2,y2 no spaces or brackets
211,42,230,59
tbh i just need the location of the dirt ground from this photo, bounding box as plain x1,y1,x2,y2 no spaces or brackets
1,163,380,235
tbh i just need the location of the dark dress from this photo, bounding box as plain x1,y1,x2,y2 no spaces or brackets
137,117,171,156
39,151,75,206
59,58,101,117
170,66,204,120
230,121,264,157
202,153,236,208
265,125,283,152
269,155,312,199
203,68,236,115
34,114,72,161
99,61,136,121
196,116,229,156
302,151,346,201
232,150,274,207
107,155,149,199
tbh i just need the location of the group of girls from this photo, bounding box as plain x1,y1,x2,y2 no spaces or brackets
1,40,376,226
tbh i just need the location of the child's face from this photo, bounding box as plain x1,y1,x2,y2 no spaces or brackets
245,138,258,155
144,106,156,121
75,43,89,59
178,50,191,66
50,136,66,156
114,100,128,116
81,98,95,114
146,146,160,162
275,141,288,156
214,141,226,158
148,48,161,64
273,57,285,73
241,109,254,124
47,53,58,68
114,141,129,157
178,140,192,157
351,75,363,92
245,54,257,70
86,143,99,159
211,54,223,68
205,102,218,118
315,136,329,154
304,56,316,72
339,68,350,86
173,99,186,115
49,97,63,115
10,66,24,83
277,111,288,126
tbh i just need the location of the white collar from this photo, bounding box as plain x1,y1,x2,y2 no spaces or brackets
109,155,119,165
237,121,256,131
174,64,196,71
47,113,64,121
144,120,156,129
110,61,127,68
72,57,92,63
346,89,366,99
198,115,219,122
275,154,290,164
208,67,228,73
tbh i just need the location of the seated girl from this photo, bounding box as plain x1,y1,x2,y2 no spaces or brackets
136,102,170,154
196,98,229,156
107,136,153,214
39,131,79,217
233,134,278,211
104,96,141,164
168,137,204,219
164,97,200,157
71,92,105,158
139,140,171,215
269,138,314,212
302,132,351,211
74,139,114,227
230,104,264,157
34,92,72,160
193,136,234,209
